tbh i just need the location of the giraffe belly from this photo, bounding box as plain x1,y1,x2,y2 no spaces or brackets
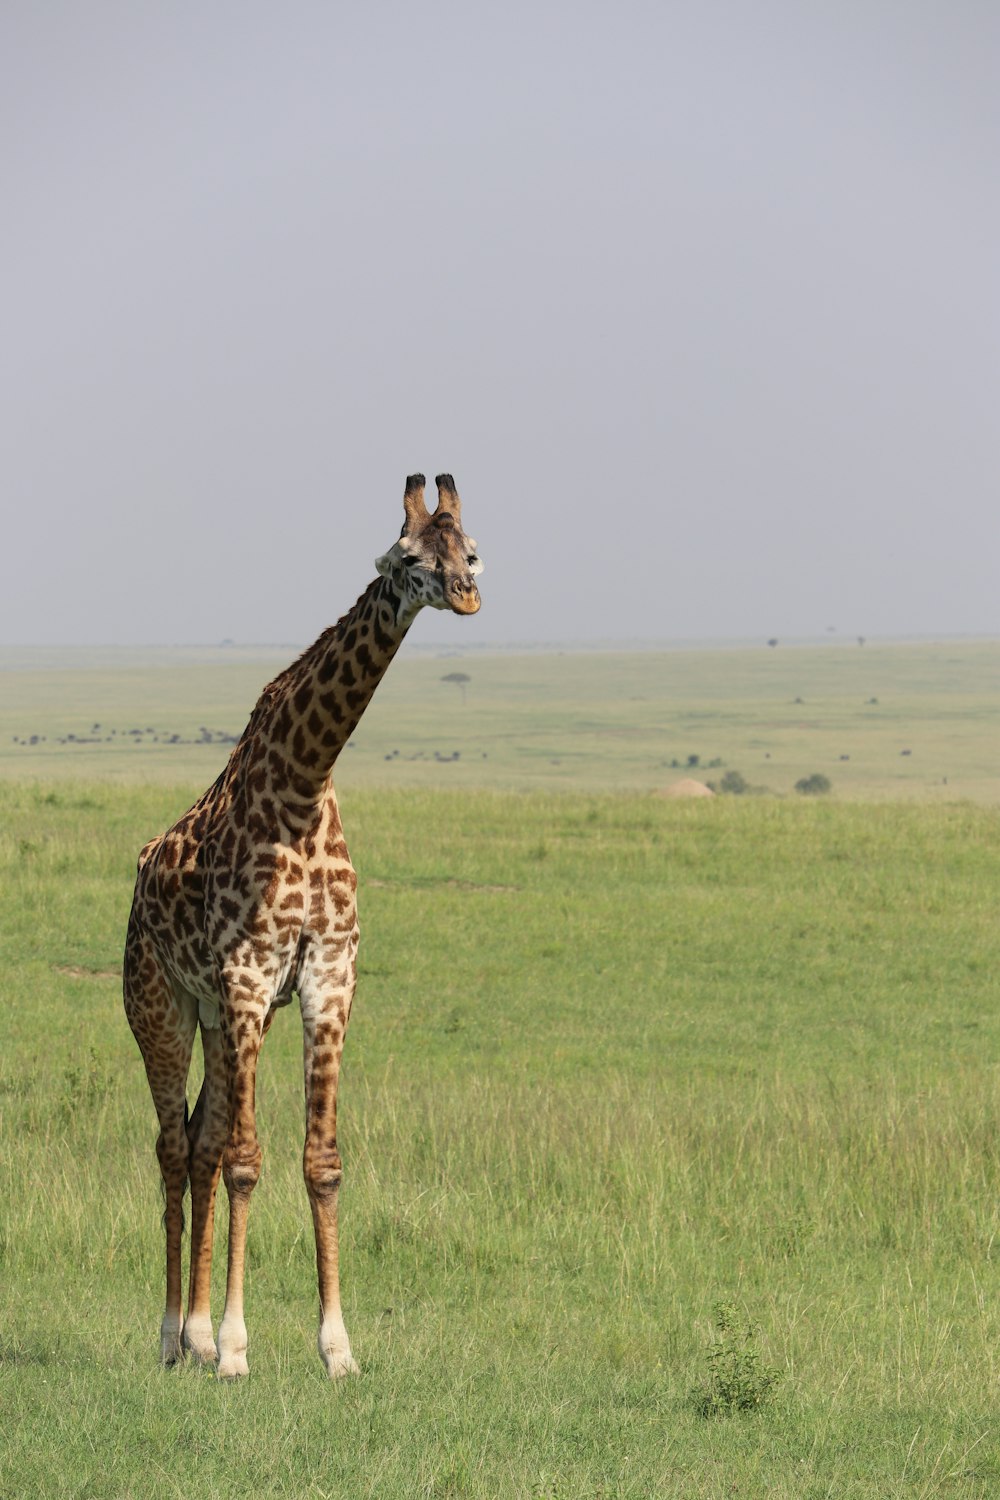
156,942,222,1014
158,929,300,1031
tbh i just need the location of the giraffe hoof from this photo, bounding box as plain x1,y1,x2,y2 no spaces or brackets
217,1315,249,1377
160,1320,185,1367
318,1320,358,1378
182,1316,218,1365
321,1347,360,1379
325,1353,360,1379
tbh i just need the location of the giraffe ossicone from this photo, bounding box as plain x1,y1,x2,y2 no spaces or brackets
123,473,482,1378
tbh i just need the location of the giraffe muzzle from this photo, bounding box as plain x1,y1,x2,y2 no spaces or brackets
449,578,481,615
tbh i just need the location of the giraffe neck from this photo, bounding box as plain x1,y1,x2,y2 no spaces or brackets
246,576,417,812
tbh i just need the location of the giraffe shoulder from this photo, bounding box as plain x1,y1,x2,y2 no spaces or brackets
135,835,163,872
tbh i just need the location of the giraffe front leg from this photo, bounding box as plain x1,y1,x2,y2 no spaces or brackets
301,982,358,1378
216,977,268,1379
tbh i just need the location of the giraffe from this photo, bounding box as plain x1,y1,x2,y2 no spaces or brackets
123,473,483,1378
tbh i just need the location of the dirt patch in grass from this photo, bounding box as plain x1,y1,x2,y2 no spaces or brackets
52,964,122,980
366,877,520,893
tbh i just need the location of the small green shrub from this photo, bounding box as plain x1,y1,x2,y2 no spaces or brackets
690,1301,783,1417
795,772,832,796
58,1046,114,1123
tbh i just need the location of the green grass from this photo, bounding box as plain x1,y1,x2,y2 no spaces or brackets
2,639,999,801
2,780,1000,1496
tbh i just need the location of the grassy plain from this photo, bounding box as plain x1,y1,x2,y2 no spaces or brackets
2,774,1000,1497
1,638,998,800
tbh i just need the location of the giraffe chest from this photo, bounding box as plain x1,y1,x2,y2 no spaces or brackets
205,843,358,969
137,811,358,1016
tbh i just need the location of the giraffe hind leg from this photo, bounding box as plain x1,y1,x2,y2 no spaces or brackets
123,932,198,1366
182,1020,227,1364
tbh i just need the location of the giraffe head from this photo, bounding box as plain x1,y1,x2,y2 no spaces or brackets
376,474,483,615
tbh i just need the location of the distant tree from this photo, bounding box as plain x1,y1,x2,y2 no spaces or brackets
767,638,778,648
795,773,832,796
686,753,700,768
719,770,748,795
441,671,471,705
857,636,866,647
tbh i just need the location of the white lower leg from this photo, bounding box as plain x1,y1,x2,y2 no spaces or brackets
217,1308,249,1378
318,1312,359,1379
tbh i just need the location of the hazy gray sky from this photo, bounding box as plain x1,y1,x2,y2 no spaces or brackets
3,1,997,647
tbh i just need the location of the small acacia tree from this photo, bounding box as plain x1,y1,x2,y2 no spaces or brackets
441,671,471,705
795,772,831,796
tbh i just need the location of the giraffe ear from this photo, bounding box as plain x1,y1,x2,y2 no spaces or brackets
375,536,410,578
